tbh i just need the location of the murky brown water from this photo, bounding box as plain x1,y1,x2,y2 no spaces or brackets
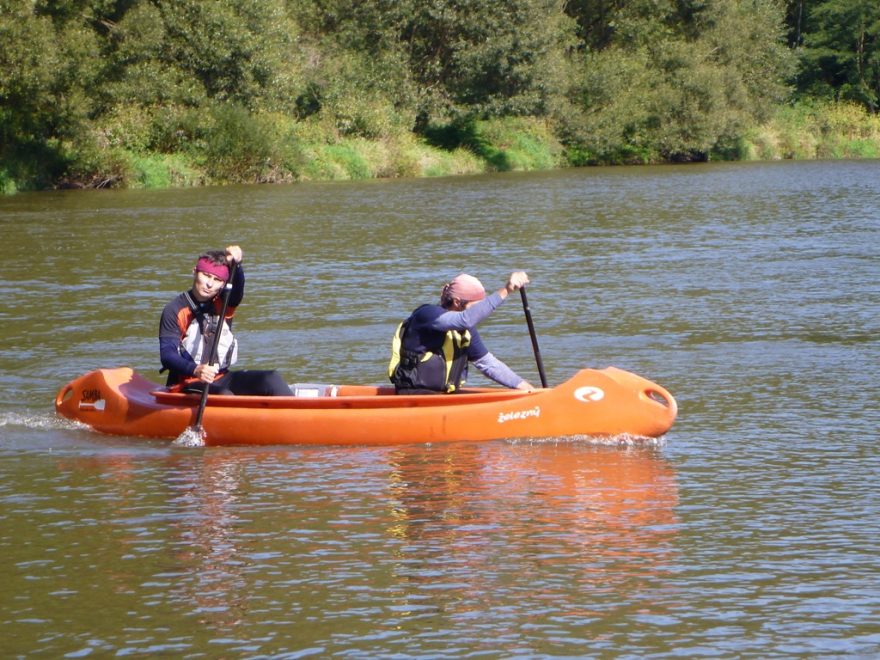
1,160,879,656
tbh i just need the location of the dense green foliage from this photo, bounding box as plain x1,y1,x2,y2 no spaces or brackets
0,0,877,192
791,0,880,111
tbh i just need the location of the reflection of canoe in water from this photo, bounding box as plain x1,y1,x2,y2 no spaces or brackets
55,366,677,446
387,441,680,560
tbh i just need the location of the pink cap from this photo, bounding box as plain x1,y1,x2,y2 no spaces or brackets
444,273,486,303
195,257,229,281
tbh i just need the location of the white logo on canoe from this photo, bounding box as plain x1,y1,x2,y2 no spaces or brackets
574,386,605,403
498,406,541,424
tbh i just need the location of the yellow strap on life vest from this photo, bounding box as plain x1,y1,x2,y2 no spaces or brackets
441,330,470,392
441,331,457,392
388,322,404,378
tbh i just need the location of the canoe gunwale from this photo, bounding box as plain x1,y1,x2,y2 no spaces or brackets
150,387,535,410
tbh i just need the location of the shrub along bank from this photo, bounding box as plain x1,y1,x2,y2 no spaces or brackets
3,102,874,195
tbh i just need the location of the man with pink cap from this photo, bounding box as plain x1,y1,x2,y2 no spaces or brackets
159,245,292,396
389,271,535,393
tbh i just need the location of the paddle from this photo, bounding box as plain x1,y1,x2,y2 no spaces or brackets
519,286,548,388
177,260,239,445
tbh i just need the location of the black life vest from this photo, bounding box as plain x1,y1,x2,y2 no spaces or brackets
388,314,471,393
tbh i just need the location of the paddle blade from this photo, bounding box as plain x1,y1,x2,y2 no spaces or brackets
173,425,206,447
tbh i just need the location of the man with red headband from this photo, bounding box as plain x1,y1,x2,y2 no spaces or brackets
159,245,292,396
389,271,535,393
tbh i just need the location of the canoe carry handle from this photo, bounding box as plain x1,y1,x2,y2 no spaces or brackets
56,384,73,407
642,386,678,418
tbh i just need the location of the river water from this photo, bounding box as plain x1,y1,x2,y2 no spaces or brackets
1,160,878,656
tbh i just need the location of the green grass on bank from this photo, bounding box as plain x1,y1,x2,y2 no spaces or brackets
740,100,880,161
2,102,879,194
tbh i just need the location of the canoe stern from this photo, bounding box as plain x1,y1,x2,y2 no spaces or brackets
55,367,190,437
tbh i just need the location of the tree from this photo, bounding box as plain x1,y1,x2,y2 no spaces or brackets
796,0,880,111
400,0,577,124
0,0,104,185
96,0,302,111
287,0,577,134
561,0,795,161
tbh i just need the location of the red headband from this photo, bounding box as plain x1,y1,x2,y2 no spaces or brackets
195,257,230,281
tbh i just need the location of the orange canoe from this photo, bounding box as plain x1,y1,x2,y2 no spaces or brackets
55,366,677,446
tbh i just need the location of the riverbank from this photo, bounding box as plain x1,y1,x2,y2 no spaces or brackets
2,100,878,195
741,100,880,161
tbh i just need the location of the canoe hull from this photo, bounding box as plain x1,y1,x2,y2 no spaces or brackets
55,367,677,446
